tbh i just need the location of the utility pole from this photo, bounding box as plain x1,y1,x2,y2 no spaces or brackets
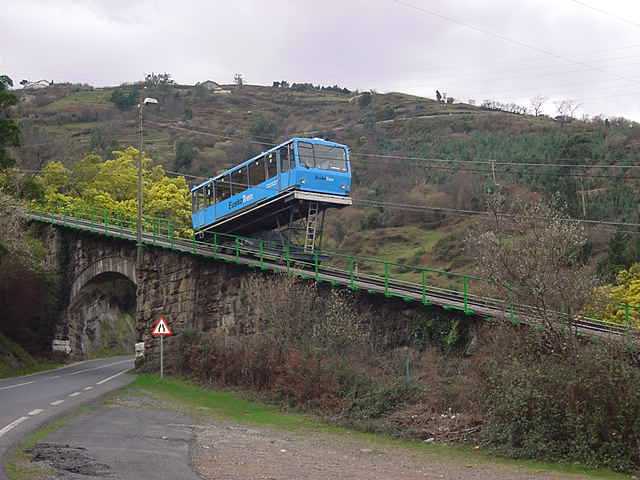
579,177,587,218
137,97,158,263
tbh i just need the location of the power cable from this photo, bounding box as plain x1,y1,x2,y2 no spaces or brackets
355,198,640,228
566,0,640,29
392,0,640,90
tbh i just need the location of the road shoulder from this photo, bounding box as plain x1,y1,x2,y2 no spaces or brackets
8,376,629,480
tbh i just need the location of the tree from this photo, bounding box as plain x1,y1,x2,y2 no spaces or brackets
529,95,547,116
35,148,192,237
467,194,593,337
435,90,442,102
144,72,174,89
597,229,630,282
357,92,372,108
0,75,20,170
555,99,580,127
234,73,244,88
110,88,139,111
174,139,196,170
249,113,277,142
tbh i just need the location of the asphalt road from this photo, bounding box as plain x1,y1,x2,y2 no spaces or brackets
0,356,135,480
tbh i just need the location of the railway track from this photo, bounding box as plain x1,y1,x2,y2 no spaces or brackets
27,210,635,340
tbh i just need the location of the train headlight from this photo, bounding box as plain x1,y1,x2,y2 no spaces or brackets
341,184,346,190
300,178,306,184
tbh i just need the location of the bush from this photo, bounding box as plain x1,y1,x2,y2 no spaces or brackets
481,336,640,472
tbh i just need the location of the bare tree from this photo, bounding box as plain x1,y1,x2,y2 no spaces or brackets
529,95,547,116
234,73,244,88
555,99,580,127
467,194,594,338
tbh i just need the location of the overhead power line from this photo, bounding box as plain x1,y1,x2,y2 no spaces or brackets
355,198,640,229
567,0,640,29
392,0,640,93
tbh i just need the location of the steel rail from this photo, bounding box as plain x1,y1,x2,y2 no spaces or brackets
26,210,638,340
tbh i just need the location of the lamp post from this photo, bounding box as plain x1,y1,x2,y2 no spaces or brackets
137,97,158,260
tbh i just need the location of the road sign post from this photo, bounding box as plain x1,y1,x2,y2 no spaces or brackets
150,317,173,378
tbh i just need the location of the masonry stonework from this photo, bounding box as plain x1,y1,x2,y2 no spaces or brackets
33,224,253,360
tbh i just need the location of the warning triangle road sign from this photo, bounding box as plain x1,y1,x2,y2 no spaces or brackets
151,317,173,336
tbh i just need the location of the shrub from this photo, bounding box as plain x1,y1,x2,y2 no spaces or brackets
480,335,640,472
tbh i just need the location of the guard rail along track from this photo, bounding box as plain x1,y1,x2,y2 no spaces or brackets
26,208,639,341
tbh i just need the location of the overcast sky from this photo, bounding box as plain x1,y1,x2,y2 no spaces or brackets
3,0,640,120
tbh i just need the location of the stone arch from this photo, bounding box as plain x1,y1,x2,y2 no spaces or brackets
70,256,137,305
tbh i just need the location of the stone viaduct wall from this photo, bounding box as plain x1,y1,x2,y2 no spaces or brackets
33,223,254,359
32,223,475,361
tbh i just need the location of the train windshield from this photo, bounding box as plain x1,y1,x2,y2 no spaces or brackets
298,142,347,172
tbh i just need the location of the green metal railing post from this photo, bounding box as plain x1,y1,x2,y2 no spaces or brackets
235,237,240,260
314,252,319,282
625,303,631,327
421,269,428,305
213,232,219,257
285,246,291,273
259,240,264,268
348,257,355,289
463,276,469,313
384,262,390,297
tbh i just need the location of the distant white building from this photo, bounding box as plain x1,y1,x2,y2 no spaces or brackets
22,79,52,90
197,80,231,94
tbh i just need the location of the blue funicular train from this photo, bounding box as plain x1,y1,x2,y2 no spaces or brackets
191,137,352,251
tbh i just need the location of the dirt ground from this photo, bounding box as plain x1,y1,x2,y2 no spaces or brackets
24,389,601,480
191,417,592,480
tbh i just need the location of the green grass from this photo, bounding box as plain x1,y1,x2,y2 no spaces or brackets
125,374,630,479
45,121,99,134
5,410,85,480
47,89,112,107
0,362,63,379
0,331,63,379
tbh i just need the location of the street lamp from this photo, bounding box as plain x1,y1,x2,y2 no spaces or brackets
137,97,158,260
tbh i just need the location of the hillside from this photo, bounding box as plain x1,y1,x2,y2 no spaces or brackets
11,81,640,277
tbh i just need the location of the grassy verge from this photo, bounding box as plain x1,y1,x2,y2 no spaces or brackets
0,362,63,379
128,374,630,480
0,332,63,379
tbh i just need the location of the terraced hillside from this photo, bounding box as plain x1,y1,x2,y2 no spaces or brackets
12,81,640,275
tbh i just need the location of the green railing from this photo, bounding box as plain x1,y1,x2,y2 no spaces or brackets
28,204,640,332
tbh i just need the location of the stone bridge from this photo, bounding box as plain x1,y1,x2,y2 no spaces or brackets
32,223,475,361
33,222,257,359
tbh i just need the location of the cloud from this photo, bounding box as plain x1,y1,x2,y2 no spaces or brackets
3,0,640,119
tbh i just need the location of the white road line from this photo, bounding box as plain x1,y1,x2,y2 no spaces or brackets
0,417,28,438
83,386,94,391
69,392,81,397
0,381,35,391
96,368,129,385
50,400,64,406
63,359,131,377
28,409,43,416
50,375,61,379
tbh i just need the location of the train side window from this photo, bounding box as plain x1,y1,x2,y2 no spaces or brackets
192,191,197,211
215,176,231,201
279,146,289,173
289,144,296,169
231,167,247,195
196,188,205,210
298,142,314,168
250,157,266,185
266,153,277,179
206,184,214,206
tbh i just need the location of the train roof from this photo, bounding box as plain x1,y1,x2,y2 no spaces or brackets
191,137,349,192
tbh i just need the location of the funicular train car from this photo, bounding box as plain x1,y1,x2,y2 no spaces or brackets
191,137,352,258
